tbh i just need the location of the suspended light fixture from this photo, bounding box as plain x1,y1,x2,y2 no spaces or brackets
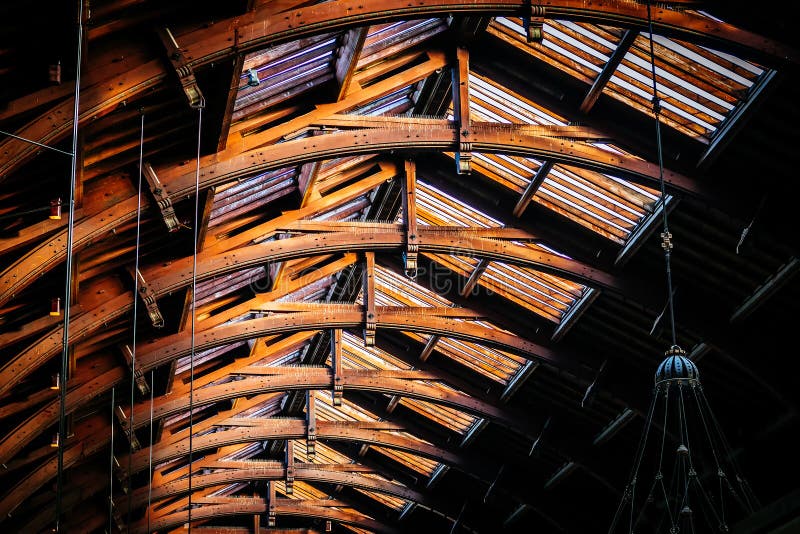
325,520,332,532
246,68,260,87
50,433,60,448
609,4,757,533
49,198,62,220
50,373,60,390
50,297,61,316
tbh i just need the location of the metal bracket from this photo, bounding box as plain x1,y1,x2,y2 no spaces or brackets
120,344,151,397
363,252,376,346
523,3,546,43
456,140,473,174
402,160,419,275
157,27,205,108
114,406,141,452
306,390,317,459
143,162,181,233
331,329,343,406
127,267,165,329
285,439,295,495
267,480,276,527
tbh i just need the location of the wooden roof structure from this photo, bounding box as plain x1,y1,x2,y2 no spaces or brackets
1,1,799,532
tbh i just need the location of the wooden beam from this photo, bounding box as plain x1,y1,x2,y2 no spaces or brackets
331,329,343,406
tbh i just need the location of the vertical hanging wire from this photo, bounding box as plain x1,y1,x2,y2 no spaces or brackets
127,109,146,533
109,387,116,534
56,0,84,529
645,1,678,347
147,369,155,533
187,100,205,533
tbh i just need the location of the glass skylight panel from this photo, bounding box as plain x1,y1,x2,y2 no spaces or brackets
489,14,767,141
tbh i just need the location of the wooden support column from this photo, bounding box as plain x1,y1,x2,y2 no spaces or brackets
157,27,205,108
460,258,490,297
401,160,418,275
306,390,316,459
267,480,276,527
143,163,180,232
363,252,376,346
285,439,295,495
334,28,368,100
331,329,343,406
452,46,472,174
513,160,554,217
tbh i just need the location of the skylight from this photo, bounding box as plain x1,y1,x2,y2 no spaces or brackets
489,16,767,141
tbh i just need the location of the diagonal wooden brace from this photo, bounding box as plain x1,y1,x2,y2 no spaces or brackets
143,162,181,233
157,27,205,108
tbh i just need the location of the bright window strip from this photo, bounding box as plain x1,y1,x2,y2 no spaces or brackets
461,73,659,242
415,181,588,322
337,331,479,434
489,15,765,141
372,263,527,384
310,381,445,477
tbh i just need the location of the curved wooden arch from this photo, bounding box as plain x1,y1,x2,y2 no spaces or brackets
1,0,792,183
1,123,660,310
0,226,603,398
133,310,558,375
160,125,702,200
0,344,534,466
122,419,467,476
129,464,429,511
132,499,398,534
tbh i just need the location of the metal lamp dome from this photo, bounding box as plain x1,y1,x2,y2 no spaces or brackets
654,345,699,386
